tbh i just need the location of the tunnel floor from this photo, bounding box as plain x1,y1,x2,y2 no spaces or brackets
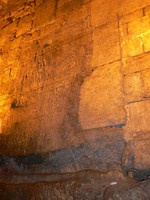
1,170,150,200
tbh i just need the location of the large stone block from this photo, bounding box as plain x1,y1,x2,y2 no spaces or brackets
79,61,126,130
56,2,89,30
124,72,143,103
122,52,150,75
91,0,118,27
124,100,150,139
91,0,150,27
92,22,120,67
128,15,150,37
121,37,143,58
118,0,150,16
122,140,150,179
133,140,150,169
119,9,143,25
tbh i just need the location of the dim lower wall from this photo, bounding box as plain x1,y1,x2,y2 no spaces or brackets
0,0,150,176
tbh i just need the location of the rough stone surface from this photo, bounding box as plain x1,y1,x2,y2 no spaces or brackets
0,0,150,198
122,52,150,75
0,128,125,173
79,62,126,130
124,100,150,137
0,171,136,200
122,141,150,180
0,172,150,200
92,22,120,67
124,72,143,103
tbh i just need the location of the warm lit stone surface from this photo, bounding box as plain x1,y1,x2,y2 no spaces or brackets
79,62,126,130
33,0,56,29
121,37,143,58
91,0,118,27
92,22,120,67
124,73,143,103
0,0,150,198
122,52,150,75
1,0,150,156
124,100,150,135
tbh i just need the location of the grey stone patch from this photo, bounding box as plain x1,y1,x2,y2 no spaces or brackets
122,141,150,180
0,131,125,174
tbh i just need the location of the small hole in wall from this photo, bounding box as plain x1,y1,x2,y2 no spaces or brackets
11,99,17,109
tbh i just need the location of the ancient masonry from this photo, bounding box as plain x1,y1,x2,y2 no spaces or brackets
0,0,150,199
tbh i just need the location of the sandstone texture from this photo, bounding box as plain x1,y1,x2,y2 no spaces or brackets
0,0,150,199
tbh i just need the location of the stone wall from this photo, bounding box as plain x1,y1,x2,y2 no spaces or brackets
0,0,150,177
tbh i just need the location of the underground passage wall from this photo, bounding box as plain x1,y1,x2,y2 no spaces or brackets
0,0,150,199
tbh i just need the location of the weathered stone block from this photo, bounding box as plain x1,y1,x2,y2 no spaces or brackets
118,0,150,16
122,52,150,75
133,140,150,169
124,72,143,103
79,61,126,130
16,14,32,37
56,2,89,30
121,37,143,58
119,9,143,25
91,0,118,27
91,0,150,27
122,140,150,179
92,22,120,67
128,15,150,37
124,100,150,139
